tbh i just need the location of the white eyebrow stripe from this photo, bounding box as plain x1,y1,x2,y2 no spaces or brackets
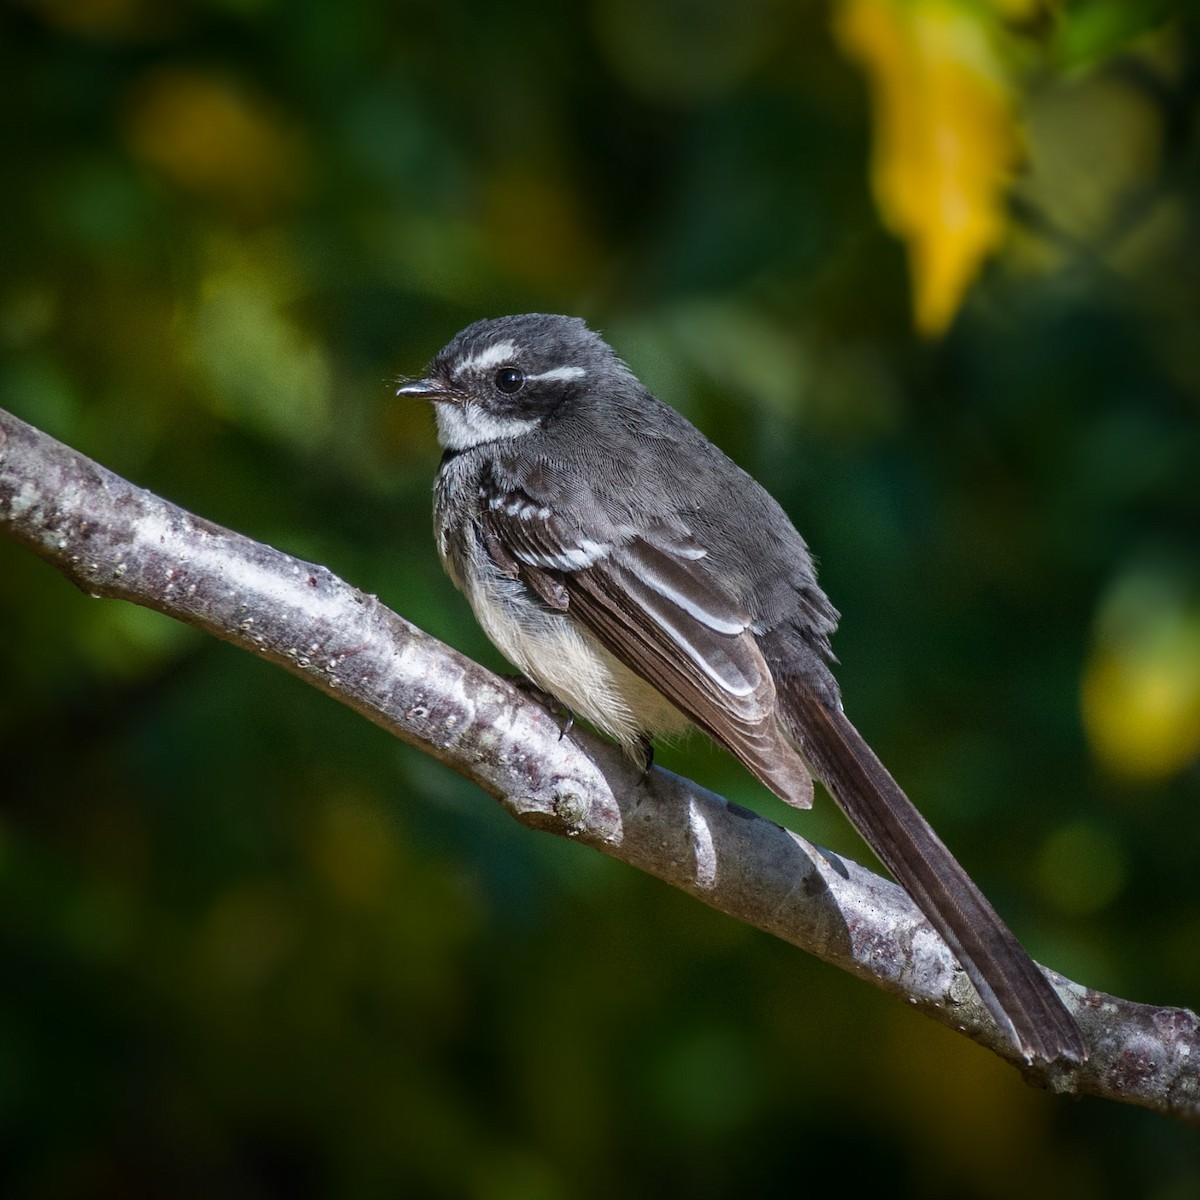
453,340,517,376
525,366,586,383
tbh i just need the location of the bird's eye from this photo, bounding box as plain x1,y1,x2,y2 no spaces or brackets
493,367,525,394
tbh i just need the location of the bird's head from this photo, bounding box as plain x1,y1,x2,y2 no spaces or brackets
397,313,623,451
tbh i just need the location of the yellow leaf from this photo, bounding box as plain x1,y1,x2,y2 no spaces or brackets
1082,574,1200,780
835,0,1020,335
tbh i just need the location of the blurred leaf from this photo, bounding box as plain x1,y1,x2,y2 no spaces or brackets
77,602,197,680
835,0,1020,335
482,169,601,289
1036,820,1127,915
188,234,332,449
591,0,774,102
28,0,181,39
124,67,305,219
1082,569,1200,780
1055,0,1177,69
1014,63,1164,260
986,0,1047,19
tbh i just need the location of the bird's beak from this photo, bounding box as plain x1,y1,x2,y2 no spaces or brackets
396,377,453,403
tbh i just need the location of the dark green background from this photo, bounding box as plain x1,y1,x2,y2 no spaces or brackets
2,1,1198,1196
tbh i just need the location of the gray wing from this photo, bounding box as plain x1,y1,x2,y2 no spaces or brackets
480,484,815,809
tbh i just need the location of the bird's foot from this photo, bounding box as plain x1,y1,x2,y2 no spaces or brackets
505,674,575,740
634,733,655,782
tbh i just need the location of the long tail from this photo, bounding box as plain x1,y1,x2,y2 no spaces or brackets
779,687,1086,1064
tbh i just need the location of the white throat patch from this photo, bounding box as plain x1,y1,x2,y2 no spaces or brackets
434,402,540,450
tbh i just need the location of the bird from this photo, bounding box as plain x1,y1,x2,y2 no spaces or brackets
398,312,1087,1065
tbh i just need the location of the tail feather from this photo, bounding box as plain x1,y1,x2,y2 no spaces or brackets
780,689,1086,1064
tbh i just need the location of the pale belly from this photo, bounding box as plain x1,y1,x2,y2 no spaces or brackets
464,564,690,748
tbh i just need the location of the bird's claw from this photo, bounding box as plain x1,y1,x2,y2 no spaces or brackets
505,674,576,740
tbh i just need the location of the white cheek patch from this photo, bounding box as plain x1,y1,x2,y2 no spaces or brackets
452,340,518,377
434,402,540,450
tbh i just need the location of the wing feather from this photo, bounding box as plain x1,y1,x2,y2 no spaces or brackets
481,489,814,808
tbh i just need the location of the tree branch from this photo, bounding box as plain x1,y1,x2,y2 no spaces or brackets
2,407,1197,1124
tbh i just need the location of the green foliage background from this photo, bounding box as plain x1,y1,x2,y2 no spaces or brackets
2,1,1199,1195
